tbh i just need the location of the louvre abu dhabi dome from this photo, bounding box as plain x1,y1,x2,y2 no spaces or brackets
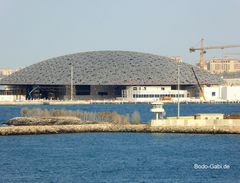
0,51,222,85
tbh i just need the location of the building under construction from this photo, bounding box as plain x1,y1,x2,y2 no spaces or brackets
0,51,222,101
205,58,240,74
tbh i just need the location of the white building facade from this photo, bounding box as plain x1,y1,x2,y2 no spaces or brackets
202,86,222,101
221,86,240,101
203,85,240,101
122,86,188,102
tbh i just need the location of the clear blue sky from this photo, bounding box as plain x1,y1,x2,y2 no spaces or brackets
0,0,240,67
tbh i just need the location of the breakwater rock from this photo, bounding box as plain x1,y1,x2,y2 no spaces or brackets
7,117,99,126
1,123,240,135
0,124,147,136
1,117,239,135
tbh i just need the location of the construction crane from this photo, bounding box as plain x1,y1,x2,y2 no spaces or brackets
192,67,206,101
189,38,240,69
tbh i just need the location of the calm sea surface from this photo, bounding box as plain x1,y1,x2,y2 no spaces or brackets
0,104,240,182
1,103,240,125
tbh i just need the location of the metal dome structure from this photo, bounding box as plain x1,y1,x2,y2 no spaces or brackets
0,51,222,85
0,51,223,100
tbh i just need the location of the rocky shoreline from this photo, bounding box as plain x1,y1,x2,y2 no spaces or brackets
0,117,240,135
1,124,240,136
7,117,99,126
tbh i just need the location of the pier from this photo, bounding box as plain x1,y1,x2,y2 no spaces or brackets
1,123,240,136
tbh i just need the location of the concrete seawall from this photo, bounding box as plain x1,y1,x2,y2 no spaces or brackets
1,99,240,106
1,124,240,136
1,116,240,136
151,119,240,127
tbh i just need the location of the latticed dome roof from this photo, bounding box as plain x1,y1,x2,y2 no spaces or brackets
0,51,222,85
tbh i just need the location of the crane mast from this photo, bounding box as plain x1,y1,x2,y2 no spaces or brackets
199,38,205,69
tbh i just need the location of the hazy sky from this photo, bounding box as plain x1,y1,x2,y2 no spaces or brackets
0,0,240,67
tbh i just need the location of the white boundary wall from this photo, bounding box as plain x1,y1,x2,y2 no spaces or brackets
0,95,25,101
151,119,240,127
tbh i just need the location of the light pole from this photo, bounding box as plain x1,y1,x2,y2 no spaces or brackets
177,59,180,119
70,63,73,101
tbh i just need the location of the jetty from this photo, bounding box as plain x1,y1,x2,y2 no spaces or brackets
1,103,240,136
1,123,240,136
1,115,240,135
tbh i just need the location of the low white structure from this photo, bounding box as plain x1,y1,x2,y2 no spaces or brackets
122,86,188,102
151,116,240,127
195,113,224,120
202,86,222,101
0,85,25,101
203,85,240,101
0,95,25,102
221,86,240,101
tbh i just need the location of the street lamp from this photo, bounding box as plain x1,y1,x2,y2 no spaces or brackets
176,58,181,119
69,62,74,101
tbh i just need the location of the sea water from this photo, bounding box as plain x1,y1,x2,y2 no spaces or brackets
0,133,239,182
1,103,240,125
0,104,240,182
